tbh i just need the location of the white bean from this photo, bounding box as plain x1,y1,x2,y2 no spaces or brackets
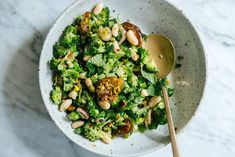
59,99,72,112
68,91,78,100
99,26,112,41
85,78,95,93
113,40,120,53
101,133,112,144
71,120,84,129
112,24,119,37
131,51,139,61
144,109,152,127
141,89,149,97
79,72,86,79
126,30,138,46
76,107,89,119
98,101,110,110
118,26,126,45
148,96,162,108
83,55,92,61
93,3,103,15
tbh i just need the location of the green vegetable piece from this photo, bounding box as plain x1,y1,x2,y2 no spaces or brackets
167,88,174,97
147,83,161,96
67,111,80,121
53,44,77,58
138,124,146,133
138,48,150,64
86,62,97,76
60,25,80,47
63,77,75,91
140,63,157,84
49,58,60,70
87,54,105,67
50,87,62,105
62,69,79,79
74,127,84,135
83,123,109,142
145,60,158,73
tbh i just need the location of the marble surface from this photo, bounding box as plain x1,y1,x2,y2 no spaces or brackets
0,0,234,157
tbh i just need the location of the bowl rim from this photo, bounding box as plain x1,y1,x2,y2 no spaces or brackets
39,0,208,156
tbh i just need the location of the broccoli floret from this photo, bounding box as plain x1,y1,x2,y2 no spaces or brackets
83,123,110,142
93,7,110,27
138,48,150,64
63,77,75,91
149,107,167,129
50,57,61,70
67,111,80,121
74,127,84,135
60,25,80,47
50,87,62,105
145,60,158,73
53,44,77,58
72,62,83,72
86,62,97,76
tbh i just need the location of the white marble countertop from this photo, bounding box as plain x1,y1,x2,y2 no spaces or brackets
0,0,234,157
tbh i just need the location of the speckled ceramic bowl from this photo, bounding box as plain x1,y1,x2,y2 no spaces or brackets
39,0,207,156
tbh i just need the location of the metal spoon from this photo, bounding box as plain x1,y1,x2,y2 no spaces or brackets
143,34,180,157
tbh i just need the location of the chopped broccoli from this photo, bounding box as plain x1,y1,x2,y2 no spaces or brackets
83,123,110,141
93,7,110,27
138,48,150,64
53,44,77,58
50,87,62,105
145,60,158,73
50,57,61,70
63,77,75,91
67,111,80,121
74,127,84,135
62,69,79,79
86,62,97,76
60,25,80,47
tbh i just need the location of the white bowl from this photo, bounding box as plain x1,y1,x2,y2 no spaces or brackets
39,0,207,156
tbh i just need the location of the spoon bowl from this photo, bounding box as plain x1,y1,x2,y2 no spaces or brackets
143,34,176,78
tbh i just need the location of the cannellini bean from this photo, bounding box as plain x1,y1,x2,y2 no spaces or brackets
59,99,72,112
98,101,110,110
113,40,120,53
126,30,138,46
141,89,149,97
144,109,152,127
83,55,92,61
79,72,86,79
101,133,112,144
93,3,103,15
85,78,95,93
131,51,139,61
68,91,78,100
71,120,84,129
118,26,126,45
112,24,119,37
76,107,89,119
148,96,162,108
99,26,112,41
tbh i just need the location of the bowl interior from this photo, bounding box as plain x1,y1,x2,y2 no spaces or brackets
39,0,206,156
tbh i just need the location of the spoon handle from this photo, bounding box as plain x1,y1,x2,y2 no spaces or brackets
162,86,180,157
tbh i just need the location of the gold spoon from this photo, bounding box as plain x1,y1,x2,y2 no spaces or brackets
143,34,180,157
